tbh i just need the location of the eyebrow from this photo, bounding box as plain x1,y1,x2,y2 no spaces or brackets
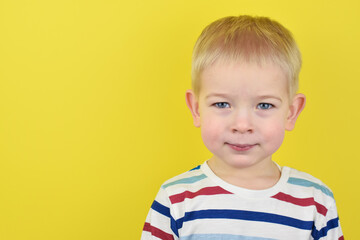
205,93,229,99
258,95,283,102
206,93,282,102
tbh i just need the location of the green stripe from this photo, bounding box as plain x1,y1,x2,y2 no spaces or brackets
162,174,207,189
288,177,334,198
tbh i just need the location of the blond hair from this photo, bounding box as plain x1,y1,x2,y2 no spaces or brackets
192,15,302,97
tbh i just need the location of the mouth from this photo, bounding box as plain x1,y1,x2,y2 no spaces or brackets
226,143,257,151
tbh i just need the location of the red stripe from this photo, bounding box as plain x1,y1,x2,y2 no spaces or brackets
272,192,328,216
339,236,344,240
169,186,232,204
143,222,174,240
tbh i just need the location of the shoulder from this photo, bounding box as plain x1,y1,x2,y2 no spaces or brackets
159,164,213,195
286,167,334,196
283,166,336,207
161,164,207,188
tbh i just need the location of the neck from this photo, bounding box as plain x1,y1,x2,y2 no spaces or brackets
207,157,281,190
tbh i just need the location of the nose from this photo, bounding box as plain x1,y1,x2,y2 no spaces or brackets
230,109,253,134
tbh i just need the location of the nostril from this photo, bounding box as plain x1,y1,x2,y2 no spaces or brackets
231,122,253,133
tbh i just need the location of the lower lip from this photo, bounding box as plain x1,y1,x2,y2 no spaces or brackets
227,143,256,151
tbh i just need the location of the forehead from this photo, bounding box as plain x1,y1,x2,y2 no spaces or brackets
199,60,289,97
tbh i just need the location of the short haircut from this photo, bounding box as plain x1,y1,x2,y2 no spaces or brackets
191,15,302,97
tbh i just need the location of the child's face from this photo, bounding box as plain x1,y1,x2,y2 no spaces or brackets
186,61,305,172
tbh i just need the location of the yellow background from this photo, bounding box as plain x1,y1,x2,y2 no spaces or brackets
0,0,358,239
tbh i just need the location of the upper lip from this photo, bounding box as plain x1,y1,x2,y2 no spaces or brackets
226,143,257,147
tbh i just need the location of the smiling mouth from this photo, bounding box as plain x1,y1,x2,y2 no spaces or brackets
226,143,257,151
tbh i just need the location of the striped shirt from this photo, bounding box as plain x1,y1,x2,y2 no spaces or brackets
142,162,343,240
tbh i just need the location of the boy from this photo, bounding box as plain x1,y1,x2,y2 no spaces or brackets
141,15,343,239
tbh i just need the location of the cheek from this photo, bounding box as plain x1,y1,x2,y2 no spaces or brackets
200,117,224,146
261,121,286,149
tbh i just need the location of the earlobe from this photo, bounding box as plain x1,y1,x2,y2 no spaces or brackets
185,90,201,128
285,93,306,131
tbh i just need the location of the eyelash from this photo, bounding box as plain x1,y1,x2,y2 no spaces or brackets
212,102,275,110
213,102,230,108
257,103,274,110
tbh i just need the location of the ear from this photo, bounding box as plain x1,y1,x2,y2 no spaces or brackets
285,93,306,131
185,90,201,128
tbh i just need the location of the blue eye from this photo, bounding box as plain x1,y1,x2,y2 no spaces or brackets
257,103,274,110
214,102,230,108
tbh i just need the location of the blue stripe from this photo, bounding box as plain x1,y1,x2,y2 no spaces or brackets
151,200,170,217
181,234,276,240
162,174,207,188
288,177,334,198
189,165,201,171
151,201,179,237
176,209,313,230
311,217,339,240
